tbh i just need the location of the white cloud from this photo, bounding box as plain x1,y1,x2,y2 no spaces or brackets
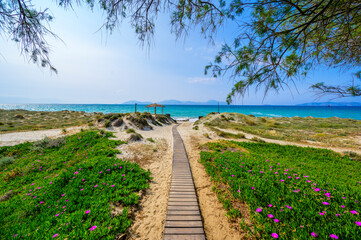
188,77,217,84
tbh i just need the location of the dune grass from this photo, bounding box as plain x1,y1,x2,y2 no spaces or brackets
202,113,361,149
0,130,151,239
0,110,95,133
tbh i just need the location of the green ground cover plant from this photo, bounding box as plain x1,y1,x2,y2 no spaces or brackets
0,131,151,239
200,141,361,239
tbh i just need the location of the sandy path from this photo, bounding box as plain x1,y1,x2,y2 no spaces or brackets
0,126,86,147
113,124,174,240
178,122,248,240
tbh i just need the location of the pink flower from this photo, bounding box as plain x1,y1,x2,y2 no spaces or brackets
111,185,115,187
355,221,361,226
94,185,98,188
80,188,83,191
85,210,90,214
307,180,311,183
251,187,255,189
82,179,85,181
65,199,69,202
99,171,102,174
61,194,65,197
330,234,338,239
268,214,274,218
304,175,309,178
280,179,285,182
269,204,273,207
40,201,44,204
90,225,97,231
351,210,358,214
55,214,59,217
311,232,317,237
314,188,320,192
74,172,79,174
256,208,262,213
341,205,345,208
271,233,278,238
107,169,110,171
319,212,324,215
274,219,279,223
49,181,52,184
53,234,58,238
322,202,329,205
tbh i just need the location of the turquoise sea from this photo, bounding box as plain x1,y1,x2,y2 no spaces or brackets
0,104,361,120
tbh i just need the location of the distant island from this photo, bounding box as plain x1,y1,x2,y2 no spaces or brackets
122,100,361,106
122,99,228,105
296,102,361,106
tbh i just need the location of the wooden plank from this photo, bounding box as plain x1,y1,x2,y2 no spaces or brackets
168,206,199,211
163,235,206,240
166,215,202,221
167,210,200,215
168,198,197,202
164,125,205,240
164,228,204,235
168,202,198,206
165,220,203,228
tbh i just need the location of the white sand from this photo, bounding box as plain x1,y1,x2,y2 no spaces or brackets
0,126,85,147
113,124,174,239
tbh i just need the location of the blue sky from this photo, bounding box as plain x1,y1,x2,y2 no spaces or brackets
0,1,360,105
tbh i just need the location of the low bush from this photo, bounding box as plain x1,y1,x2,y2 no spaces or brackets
126,128,136,134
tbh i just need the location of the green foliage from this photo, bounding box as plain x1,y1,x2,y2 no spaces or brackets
0,130,150,239
0,156,15,167
126,128,136,134
201,141,361,239
204,1,361,102
146,138,155,143
193,126,199,130
104,120,111,128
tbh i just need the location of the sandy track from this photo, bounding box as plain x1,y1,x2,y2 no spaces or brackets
114,124,174,240
0,127,85,147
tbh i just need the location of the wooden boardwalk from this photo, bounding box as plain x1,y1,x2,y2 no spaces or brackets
163,125,206,240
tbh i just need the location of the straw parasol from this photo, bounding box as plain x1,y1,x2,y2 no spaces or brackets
145,103,165,115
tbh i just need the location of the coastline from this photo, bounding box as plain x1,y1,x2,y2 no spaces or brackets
1,104,361,120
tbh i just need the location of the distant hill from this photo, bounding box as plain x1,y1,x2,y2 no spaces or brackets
122,100,152,105
122,99,227,105
297,102,361,106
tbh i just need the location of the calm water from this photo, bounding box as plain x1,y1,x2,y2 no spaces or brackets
0,104,361,120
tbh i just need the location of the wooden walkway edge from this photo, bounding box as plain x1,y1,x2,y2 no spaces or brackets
163,125,206,240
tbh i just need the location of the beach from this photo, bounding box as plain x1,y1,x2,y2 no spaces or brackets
1,110,361,239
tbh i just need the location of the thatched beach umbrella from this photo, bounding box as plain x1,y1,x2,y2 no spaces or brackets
145,103,165,115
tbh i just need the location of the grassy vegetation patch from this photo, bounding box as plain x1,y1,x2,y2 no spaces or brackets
0,110,95,133
0,131,151,239
202,113,361,149
201,140,361,239
209,126,245,139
